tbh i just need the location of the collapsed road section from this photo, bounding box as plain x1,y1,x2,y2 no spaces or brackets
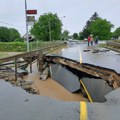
44,54,120,102
45,55,120,89
0,42,120,103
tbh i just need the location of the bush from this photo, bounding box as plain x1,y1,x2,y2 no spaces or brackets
0,42,27,52
0,41,58,52
14,38,24,42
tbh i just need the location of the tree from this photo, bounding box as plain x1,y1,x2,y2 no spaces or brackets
31,13,62,41
0,27,20,42
14,38,24,42
9,28,20,42
82,12,99,38
0,27,10,42
90,12,99,21
79,32,84,40
73,33,78,39
62,30,69,40
89,18,113,40
112,27,120,39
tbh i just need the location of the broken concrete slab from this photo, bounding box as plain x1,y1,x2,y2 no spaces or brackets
83,49,91,52
81,78,113,102
11,68,28,75
50,64,80,92
105,88,120,102
40,67,49,81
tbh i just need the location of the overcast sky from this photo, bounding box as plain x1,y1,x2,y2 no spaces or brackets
0,0,119,36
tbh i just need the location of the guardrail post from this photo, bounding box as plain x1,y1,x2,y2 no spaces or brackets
37,53,39,67
30,57,32,73
15,58,17,82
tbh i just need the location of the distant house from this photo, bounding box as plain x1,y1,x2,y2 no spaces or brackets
23,34,35,42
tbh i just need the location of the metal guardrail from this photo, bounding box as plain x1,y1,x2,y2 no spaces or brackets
0,43,65,81
0,43,64,63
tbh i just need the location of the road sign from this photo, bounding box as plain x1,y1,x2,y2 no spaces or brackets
26,10,37,14
27,16,35,22
27,22,34,26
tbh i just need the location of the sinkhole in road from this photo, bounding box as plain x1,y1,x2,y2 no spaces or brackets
50,63,113,103
1,61,113,103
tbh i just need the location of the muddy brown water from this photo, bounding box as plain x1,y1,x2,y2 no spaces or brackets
0,47,87,101
23,62,88,102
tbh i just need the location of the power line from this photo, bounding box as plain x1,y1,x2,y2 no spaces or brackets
0,20,25,28
40,0,49,13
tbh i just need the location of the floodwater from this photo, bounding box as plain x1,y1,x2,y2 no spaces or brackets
23,62,88,102
23,42,115,102
0,43,115,102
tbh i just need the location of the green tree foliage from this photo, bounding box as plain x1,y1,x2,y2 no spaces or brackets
82,12,99,38
79,32,84,40
89,18,113,40
14,38,24,42
9,28,20,42
31,13,62,41
112,27,120,39
0,27,10,42
90,12,99,21
62,30,69,40
0,27,20,42
73,33,78,39
79,12,114,40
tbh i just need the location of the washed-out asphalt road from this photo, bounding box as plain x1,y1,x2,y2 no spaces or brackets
0,41,120,120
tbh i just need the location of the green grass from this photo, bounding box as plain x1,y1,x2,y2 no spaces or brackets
0,42,26,52
0,41,59,52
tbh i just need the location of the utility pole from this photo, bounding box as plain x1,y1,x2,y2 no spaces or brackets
49,20,52,41
25,0,29,52
61,29,62,41
60,16,65,41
